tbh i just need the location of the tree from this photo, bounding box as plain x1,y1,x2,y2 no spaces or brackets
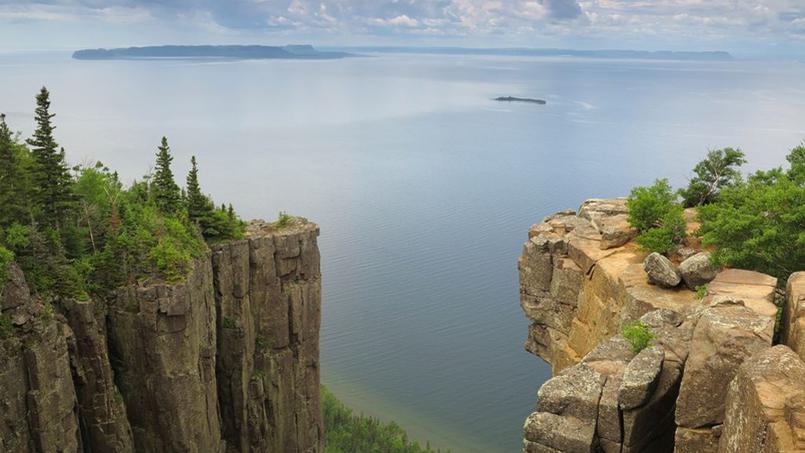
679,147,746,207
152,136,182,214
26,87,74,227
626,179,677,231
186,155,215,225
698,146,805,280
0,114,22,225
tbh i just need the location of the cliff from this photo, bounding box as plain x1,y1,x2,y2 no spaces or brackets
0,219,322,453
519,199,805,452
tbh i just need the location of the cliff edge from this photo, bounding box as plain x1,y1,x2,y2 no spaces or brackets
519,199,805,453
0,219,322,453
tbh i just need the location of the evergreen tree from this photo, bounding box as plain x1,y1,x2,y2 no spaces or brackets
186,155,213,225
152,136,181,214
0,114,21,225
26,87,74,227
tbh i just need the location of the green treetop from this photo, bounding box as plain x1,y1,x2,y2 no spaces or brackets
0,114,20,225
152,136,182,214
26,87,74,227
186,155,214,224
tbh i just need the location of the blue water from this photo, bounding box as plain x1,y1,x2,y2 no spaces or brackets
1,51,804,452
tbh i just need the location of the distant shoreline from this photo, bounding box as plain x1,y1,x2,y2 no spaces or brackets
326,46,733,61
73,45,355,61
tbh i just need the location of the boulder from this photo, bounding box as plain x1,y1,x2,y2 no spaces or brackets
523,412,596,452
592,214,638,250
537,363,605,421
578,198,629,223
781,272,805,362
643,253,681,288
674,427,720,453
678,252,718,289
618,345,664,409
718,345,805,453
675,303,774,429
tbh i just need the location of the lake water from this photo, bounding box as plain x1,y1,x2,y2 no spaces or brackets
2,51,805,452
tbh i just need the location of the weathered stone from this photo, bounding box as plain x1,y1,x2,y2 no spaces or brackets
537,363,605,421
718,345,805,453
577,198,629,223
596,373,623,444
674,247,698,262
679,252,718,289
674,426,720,453
781,272,805,362
622,361,682,451
523,412,597,453
592,214,638,250
675,303,774,428
1,262,29,311
643,253,681,288
705,269,777,337
619,345,664,409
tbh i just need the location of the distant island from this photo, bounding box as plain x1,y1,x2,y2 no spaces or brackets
494,96,547,105
328,46,733,61
73,45,355,60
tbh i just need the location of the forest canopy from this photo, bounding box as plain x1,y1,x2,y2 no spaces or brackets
0,87,245,300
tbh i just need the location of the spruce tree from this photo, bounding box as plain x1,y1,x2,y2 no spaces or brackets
152,136,181,214
186,155,213,225
0,113,20,225
26,87,74,227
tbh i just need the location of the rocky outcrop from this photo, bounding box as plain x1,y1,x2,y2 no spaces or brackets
718,345,805,452
519,199,801,453
644,253,682,288
212,220,322,453
781,272,805,361
0,219,323,453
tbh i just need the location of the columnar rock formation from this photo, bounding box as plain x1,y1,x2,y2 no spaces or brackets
0,219,323,453
519,199,805,453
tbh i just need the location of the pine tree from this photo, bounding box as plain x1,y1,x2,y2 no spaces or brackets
26,87,74,227
0,113,20,225
152,136,181,214
186,155,213,225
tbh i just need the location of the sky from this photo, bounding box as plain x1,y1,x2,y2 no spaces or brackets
1,0,805,57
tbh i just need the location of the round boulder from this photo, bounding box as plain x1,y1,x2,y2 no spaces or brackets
643,252,681,288
679,252,718,289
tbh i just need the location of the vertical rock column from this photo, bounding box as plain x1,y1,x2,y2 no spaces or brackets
213,220,322,453
107,257,223,453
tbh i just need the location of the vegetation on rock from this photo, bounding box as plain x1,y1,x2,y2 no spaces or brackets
626,179,687,254
678,147,746,207
0,87,245,298
697,145,804,280
622,321,654,353
322,386,447,453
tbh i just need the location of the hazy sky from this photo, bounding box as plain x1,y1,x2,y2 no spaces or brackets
2,1,804,57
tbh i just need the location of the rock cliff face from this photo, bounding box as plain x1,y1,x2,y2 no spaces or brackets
519,199,805,453
0,219,323,453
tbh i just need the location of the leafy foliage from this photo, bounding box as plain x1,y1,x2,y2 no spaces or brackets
0,244,13,287
0,88,245,299
186,155,245,242
622,321,654,353
634,204,687,254
627,179,687,254
277,211,293,229
322,386,446,453
695,285,708,300
626,179,677,231
679,148,746,207
698,146,805,280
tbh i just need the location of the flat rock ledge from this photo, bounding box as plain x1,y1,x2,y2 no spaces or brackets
519,199,802,453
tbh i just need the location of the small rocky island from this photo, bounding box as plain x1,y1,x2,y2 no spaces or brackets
494,96,547,105
73,44,354,60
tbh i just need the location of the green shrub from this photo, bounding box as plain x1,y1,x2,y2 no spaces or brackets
276,211,293,229
634,204,687,254
221,317,237,329
698,146,805,280
0,245,13,286
622,321,654,353
321,386,444,453
626,179,677,231
255,335,271,351
679,148,746,207
695,285,708,299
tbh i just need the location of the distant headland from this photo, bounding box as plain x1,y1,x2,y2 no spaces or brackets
72,45,355,60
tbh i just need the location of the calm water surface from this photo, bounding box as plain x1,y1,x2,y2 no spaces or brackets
2,51,805,452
